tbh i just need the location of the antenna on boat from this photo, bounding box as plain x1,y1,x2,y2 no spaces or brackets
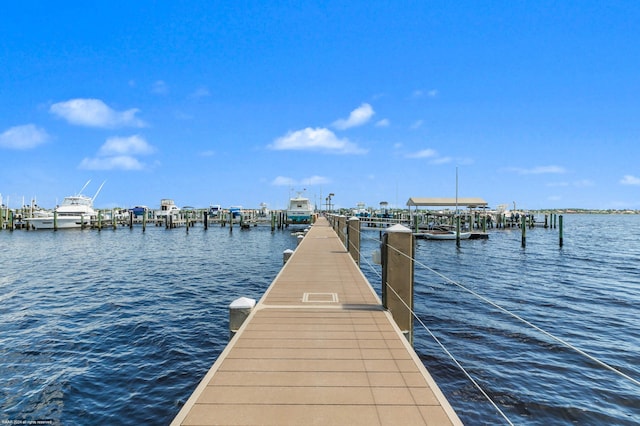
78,180,91,195
92,181,106,201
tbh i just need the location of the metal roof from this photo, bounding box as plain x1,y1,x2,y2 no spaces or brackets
406,197,488,207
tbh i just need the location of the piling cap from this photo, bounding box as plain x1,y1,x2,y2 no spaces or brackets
385,224,412,233
229,297,256,309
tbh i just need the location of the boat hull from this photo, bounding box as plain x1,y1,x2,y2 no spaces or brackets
423,231,472,240
287,213,312,224
27,216,93,230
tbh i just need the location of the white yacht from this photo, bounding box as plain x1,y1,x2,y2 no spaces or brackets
27,181,103,230
286,192,313,224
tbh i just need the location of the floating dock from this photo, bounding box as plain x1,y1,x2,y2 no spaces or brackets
171,217,462,426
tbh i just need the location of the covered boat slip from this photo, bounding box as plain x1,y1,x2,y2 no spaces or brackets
406,197,488,209
172,217,461,426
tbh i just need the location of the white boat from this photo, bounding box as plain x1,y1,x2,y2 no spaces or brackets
27,181,103,230
286,192,313,224
155,199,180,218
423,230,472,240
420,225,471,240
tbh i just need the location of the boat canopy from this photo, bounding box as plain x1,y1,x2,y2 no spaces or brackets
406,197,488,208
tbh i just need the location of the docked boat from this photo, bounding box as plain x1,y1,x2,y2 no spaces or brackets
27,181,103,230
155,199,180,218
420,226,471,240
286,192,313,224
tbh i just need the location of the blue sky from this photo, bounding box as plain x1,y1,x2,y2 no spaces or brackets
1,1,639,211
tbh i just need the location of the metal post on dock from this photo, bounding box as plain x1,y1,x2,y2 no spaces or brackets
347,217,360,266
381,224,414,344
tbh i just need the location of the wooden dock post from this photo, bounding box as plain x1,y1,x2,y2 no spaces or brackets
521,216,527,247
559,214,564,247
282,248,294,264
381,224,414,344
347,216,360,266
53,210,58,231
228,297,256,339
142,209,147,232
336,215,346,247
456,215,461,247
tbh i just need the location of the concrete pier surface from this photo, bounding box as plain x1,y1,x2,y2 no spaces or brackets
172,217,462,426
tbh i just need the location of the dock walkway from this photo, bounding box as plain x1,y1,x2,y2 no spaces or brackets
172,217,462,425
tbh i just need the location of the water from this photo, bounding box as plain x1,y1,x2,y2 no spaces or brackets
1,225,297,425
1,215,639,425
358,214,640,425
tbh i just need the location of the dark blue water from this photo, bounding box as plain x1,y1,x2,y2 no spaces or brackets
1,215,639,425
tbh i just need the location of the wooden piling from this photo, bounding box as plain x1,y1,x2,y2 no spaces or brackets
347,216,360,266
559,214,564,247
381,224,414,344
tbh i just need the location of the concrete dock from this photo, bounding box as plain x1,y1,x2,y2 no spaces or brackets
172,217,462,426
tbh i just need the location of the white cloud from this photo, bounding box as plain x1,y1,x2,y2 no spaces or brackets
506,165,566,175
271,176,297,186
0,124,49,149
190,86,211,98
332,103,375,130
412,89,438,98
271,175,330,186
406,149,438,159
405,148,471,165
301,175,330,185
80,135,155,171
410,120,424,129
620,175,640,185
50,98,146,128
431,156,453,165
98,135,155,156
79,155,144,170
152,80,169,95
375,118,390,127
269,127,367,154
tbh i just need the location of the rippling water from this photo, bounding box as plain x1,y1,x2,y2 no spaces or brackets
1,225,297,425
1,215,639,425
359,214,640,425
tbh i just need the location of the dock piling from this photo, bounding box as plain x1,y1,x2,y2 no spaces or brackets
381,224,414,344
